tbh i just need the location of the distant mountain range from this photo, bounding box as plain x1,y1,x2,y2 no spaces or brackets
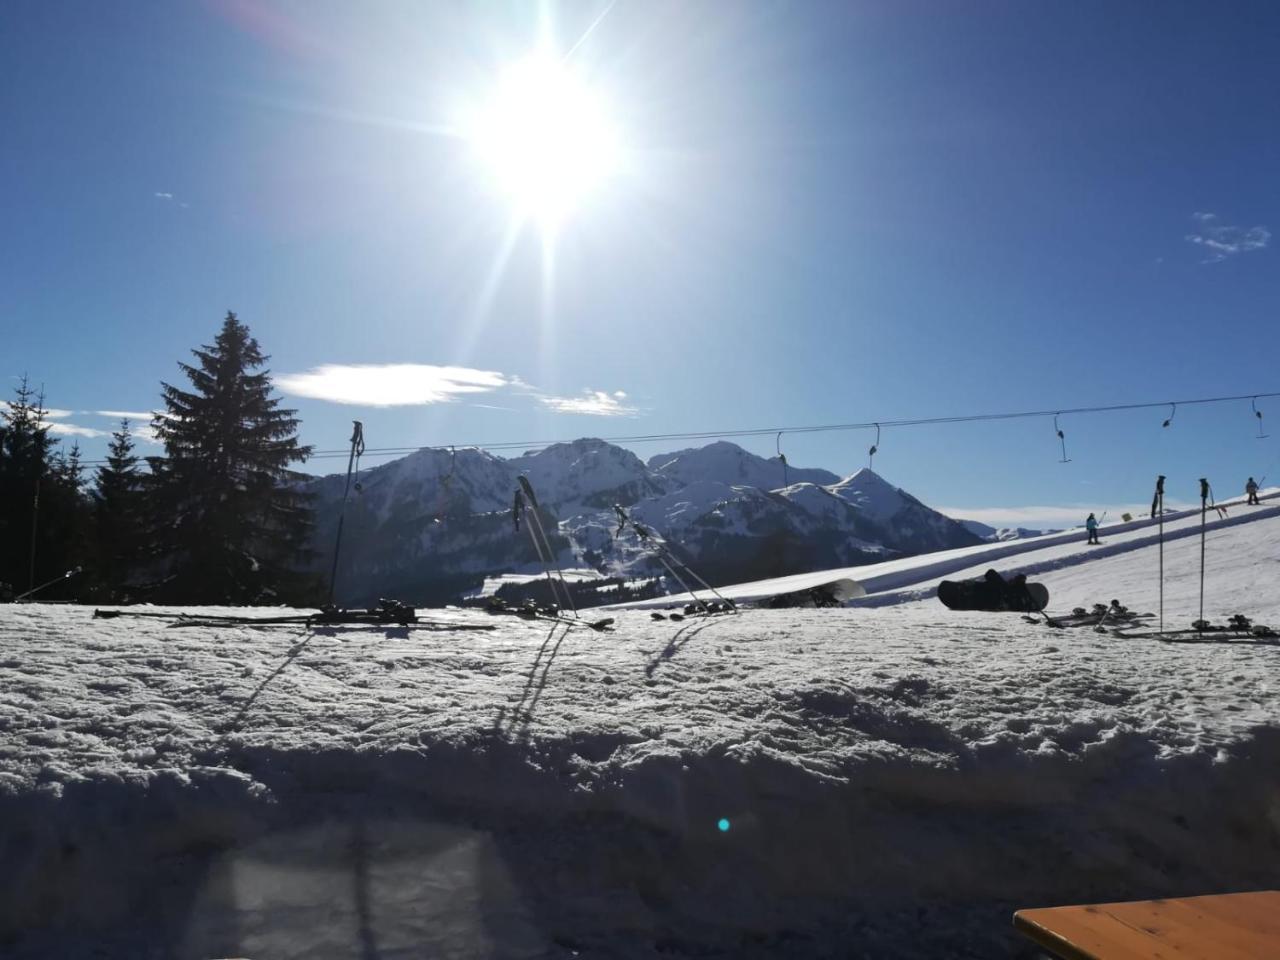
306,438,982,605
959,520,1060,542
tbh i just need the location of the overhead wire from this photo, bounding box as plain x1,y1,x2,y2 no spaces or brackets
74,388,1280,465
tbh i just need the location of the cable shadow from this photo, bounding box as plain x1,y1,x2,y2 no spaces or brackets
223,628,317,733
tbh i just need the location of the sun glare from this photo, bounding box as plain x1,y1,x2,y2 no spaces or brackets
467,54,621,226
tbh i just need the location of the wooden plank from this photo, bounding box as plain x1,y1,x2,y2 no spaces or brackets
1015,891,1280,960
1170,891,1280,937
1014,906,1172,960
1101,895,1276,960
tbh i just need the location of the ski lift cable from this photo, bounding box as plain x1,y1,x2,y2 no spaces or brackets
79,388,1280,464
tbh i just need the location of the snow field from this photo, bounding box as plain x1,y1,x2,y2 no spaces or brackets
2,511,1279,958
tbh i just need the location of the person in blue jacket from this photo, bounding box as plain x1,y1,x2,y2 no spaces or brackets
1085,512,1100,545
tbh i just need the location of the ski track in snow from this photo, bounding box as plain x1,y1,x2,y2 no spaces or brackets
2,515,1280,959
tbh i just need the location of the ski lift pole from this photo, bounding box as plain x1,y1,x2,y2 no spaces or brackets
326,420,365,607
1152,475,1165,635
1054,414,1070,463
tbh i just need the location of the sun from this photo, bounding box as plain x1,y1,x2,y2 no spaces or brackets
466,54,621,226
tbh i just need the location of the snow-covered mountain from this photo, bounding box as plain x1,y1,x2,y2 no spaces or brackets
826,468,981,554
507,439,668,511
305,440,980,604
648,439,839,490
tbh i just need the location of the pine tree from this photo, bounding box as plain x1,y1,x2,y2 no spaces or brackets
149,312,315,603
41,441,91,597
0,376,59,592
93,420,145,598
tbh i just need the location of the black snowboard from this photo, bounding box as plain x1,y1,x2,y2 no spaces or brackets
937,570,1049,612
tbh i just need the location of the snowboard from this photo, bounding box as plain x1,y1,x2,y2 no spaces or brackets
937,572,1048,613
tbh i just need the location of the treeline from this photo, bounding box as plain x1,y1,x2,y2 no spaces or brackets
0,313,317,605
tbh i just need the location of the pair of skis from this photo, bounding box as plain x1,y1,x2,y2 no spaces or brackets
94,601,497,631
612,504,736,616
1023,601,1152,631
485,597,614,632
1113,614,1278,642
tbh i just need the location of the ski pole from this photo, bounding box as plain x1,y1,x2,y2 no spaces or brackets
27,474,41,592
650,539,736,611
614,505,726,611
1153,475,1165,635
516,478,578,616
15,566,80,602
327,421,365,607
1198,477,1208,633
513,490,568,611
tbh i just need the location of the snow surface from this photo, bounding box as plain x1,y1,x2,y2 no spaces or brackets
3,506,1280,959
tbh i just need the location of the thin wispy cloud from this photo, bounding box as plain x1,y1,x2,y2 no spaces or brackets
1185,212,1270,263
93,410,160,421
154,191,174,200
540,389,638,417
0,401,74,419
47,422,109,439
276,363,509,407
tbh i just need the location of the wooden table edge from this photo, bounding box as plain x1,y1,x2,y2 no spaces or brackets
1013,909,1098,960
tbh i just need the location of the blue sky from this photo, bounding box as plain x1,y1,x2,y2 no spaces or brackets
3,1,1277,527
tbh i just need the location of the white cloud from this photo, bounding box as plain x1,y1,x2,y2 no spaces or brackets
540,389,639,417
939,503,1183,530
47,422,109,439
92,410,160,420
1185,212,1270,263
276,363,509,407
154,191,174,200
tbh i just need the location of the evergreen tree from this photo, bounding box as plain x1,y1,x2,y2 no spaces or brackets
0,376,58,592
41,441,92,597
93,420,145,598
149,312,315,603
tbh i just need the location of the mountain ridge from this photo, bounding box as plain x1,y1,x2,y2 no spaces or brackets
305,439,981,604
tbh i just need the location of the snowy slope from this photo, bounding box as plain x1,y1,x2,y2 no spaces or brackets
615,488,1280,613
3,508,1280,959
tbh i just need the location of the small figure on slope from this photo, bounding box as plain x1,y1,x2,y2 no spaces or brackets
1085,512,1100,545
1246,477,1260,506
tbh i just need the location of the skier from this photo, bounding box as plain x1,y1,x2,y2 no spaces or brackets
1085,512,1100,545
1246,477,1260,505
